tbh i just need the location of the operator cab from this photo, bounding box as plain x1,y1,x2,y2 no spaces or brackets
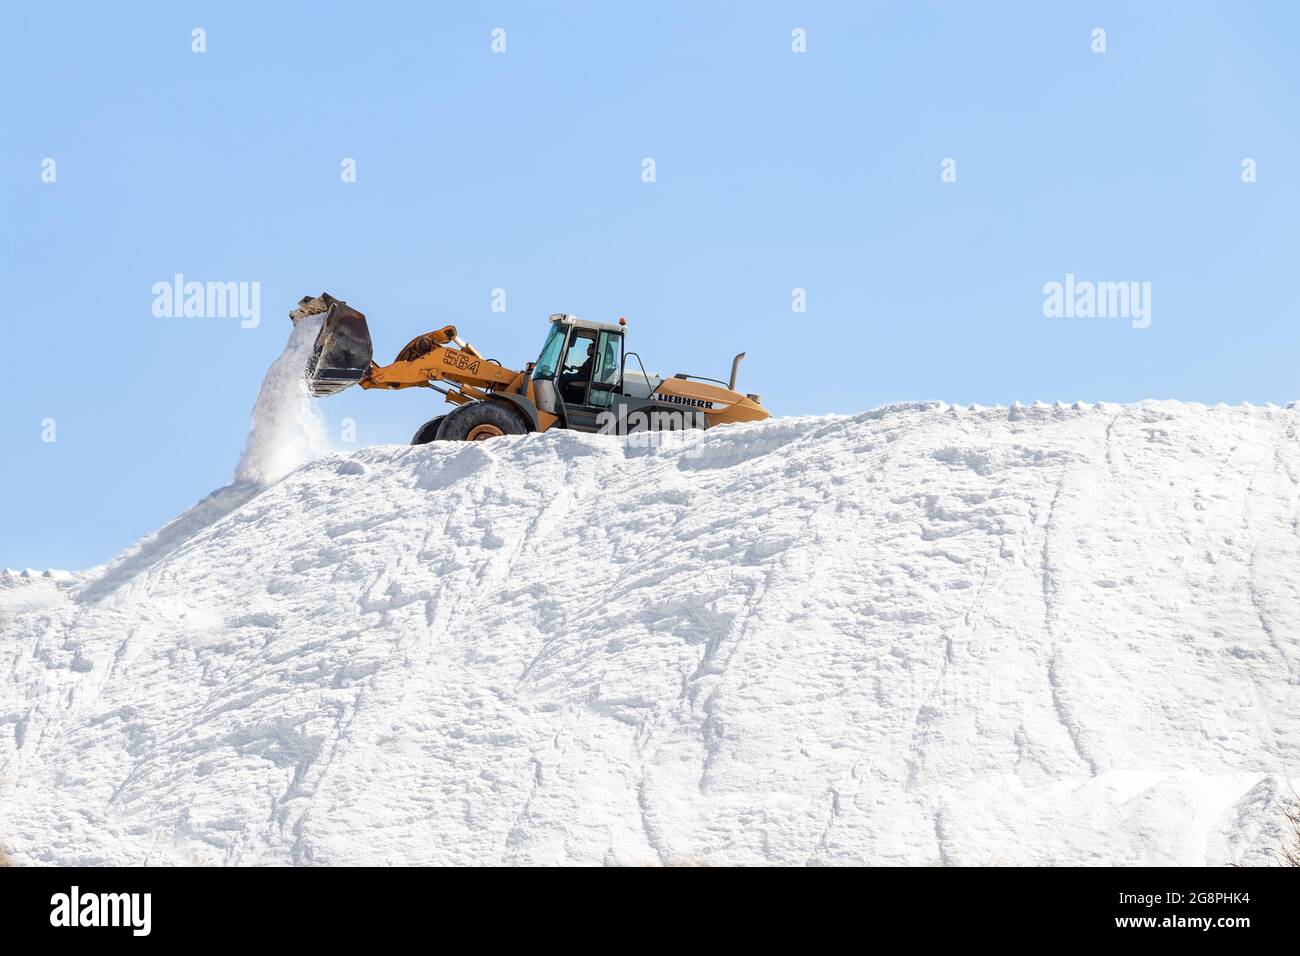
531,314,625,421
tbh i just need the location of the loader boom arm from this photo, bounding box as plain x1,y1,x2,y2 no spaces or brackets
359,325,525,393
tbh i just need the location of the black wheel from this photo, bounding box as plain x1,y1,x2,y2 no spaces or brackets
411,416,446,445
435,401,527,441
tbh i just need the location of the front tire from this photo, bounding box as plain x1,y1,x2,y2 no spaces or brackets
411,416,446,445
435,401,527,442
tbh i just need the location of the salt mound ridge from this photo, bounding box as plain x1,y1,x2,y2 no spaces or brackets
2,401,1298,865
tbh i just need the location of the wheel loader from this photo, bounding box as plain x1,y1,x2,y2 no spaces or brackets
290,294,769,443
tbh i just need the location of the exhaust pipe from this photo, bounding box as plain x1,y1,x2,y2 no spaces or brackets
728,352,746,391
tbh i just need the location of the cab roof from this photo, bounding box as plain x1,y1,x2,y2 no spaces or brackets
549,313,626,334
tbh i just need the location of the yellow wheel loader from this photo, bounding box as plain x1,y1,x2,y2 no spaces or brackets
291,294,769,443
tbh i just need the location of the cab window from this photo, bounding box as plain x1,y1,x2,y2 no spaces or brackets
592,331,622,386
562,334,596,373
532,323,566,380
558,331,598,405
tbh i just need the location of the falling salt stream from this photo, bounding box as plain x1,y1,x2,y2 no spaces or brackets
234,315,332,486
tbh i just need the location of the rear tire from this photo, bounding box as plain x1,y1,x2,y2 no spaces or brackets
411,416,446,445
435,401,527,442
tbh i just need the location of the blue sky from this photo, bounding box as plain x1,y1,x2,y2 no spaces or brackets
3,1,1298,570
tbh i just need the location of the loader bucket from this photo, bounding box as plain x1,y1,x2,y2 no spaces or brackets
290,294,373,397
